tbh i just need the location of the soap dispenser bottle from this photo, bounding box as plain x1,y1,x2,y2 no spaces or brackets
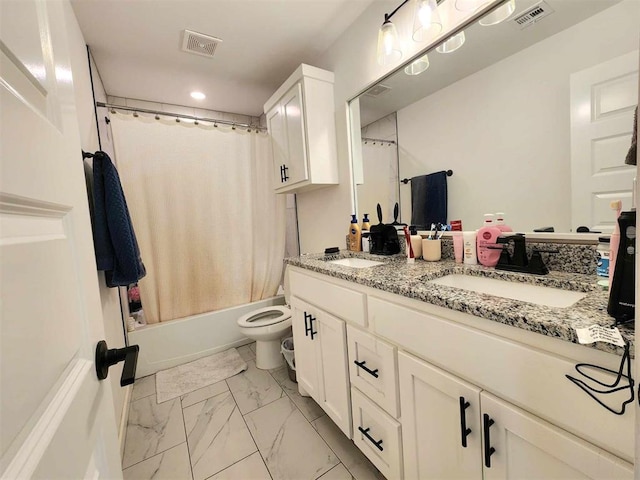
495,212,513,232
348,214,362,251
362,213,371,232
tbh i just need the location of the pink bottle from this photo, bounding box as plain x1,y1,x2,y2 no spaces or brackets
477,226,503,267
495,212,513,233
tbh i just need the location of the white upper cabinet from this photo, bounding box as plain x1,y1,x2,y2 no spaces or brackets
264,64,338,193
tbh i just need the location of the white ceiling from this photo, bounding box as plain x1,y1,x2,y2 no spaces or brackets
71,0,374,116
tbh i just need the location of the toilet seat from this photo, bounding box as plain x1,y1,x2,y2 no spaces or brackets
237,306,291,328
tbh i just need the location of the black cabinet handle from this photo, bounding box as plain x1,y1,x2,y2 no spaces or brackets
358,426,384,451
283,164,289,181
95,340,139,387
354,360,379,378
459,396,472,448
279,165,285,183
303,312,317,339
483,413,496,468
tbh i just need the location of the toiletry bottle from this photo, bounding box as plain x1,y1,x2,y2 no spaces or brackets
348,214,362,251
495,212,513,232
483,213,495,227
463,231,478,265
362,232,370,253
453,232,464,263
596,237,610,278
477,225,502,267
409,226,422,259
362,214,371,232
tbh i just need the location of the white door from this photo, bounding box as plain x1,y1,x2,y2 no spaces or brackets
281,83,308,187
481,392,633,480
316,312,351,437
570,51,638,232
267,104,287,189
290,297,321,401
1,1,122,478
398,352,483,480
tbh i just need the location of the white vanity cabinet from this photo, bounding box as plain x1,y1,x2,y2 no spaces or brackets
289,296,351,437
399,351,633,480
264,64,338,194
285,266,634,479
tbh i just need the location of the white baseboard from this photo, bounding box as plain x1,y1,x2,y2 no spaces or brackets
118,384,132,460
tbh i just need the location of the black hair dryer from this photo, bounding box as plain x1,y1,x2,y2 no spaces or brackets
608,210,636,324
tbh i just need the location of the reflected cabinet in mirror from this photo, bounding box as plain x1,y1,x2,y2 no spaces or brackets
349,0,638,233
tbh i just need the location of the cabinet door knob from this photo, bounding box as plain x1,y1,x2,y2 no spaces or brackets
95,340,139,387
358,426,384,451
459,396,472,448
354,360,379,378
483,413,496,468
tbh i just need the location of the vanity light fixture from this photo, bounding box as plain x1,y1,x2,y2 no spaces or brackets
190,91,206,100
436,31,466,53
479,0,516,26
404,53,430,75
377,0,409,66
412,0,443,42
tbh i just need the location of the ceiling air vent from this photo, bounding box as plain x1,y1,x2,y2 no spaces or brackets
364,84,391,98
181,29,222,58
512,1,554,29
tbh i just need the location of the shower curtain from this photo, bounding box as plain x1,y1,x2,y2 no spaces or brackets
110,114,285,324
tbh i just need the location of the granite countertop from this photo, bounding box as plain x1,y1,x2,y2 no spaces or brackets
285,251,634,357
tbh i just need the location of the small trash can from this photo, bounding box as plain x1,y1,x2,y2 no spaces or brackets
281,337,296,383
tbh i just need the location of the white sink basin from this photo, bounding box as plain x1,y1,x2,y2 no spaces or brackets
328,258,385,268
428,274,587,308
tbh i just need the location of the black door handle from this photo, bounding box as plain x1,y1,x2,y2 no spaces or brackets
95,340,139,387
459,397,472,448
358,426,384,451
354,360,379,378
483,413,496,468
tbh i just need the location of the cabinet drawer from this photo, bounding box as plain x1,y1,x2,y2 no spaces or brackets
289,269,366,326
348,325,399,417
351,387,402,480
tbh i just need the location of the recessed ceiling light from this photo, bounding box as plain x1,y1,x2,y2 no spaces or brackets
191,91,206,100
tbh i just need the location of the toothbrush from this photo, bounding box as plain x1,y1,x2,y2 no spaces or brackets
428,223,436,240
436,224,447,240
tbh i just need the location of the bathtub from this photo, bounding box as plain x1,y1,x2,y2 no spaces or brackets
128,295,286,377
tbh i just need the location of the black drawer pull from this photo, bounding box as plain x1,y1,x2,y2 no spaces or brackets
303,311,317,340
459,396,471,448
358,426,383,451
354,360,379,378
483,413,495,468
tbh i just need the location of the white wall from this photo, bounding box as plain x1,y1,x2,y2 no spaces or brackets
297,0,501,253
396,0,640,233
63,2,129,452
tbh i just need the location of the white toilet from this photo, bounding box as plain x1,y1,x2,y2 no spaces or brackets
237,304,292,370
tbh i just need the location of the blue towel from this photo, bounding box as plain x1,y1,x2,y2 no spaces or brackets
92,151,146,287
410,171,448,229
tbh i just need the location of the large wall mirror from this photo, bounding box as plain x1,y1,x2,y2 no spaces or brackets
349,0,639,233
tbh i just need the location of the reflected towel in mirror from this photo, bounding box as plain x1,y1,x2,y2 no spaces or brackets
410,170,448,229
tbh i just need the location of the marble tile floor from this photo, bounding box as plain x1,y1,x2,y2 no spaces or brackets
122,343,385,480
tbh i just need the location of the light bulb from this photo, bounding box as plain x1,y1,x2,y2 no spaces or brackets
413,0,442,42
377,20,402,66
190,91,206,100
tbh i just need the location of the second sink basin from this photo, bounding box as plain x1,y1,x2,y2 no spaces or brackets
328,258,385,268
428,274,587,308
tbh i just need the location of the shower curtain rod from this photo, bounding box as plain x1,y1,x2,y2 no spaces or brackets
95,102,267,132
362,137,396,145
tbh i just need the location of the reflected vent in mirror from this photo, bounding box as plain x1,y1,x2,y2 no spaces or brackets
181,29,223,58
364,84,391,98
512,1,554,30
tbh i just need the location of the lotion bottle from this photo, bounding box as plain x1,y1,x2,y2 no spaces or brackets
463,231,478,265
361,214,371,232
495,212,513,232
348,214,362,251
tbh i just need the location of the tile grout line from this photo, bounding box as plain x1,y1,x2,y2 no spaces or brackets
226,378,274,480
179,386,196,480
